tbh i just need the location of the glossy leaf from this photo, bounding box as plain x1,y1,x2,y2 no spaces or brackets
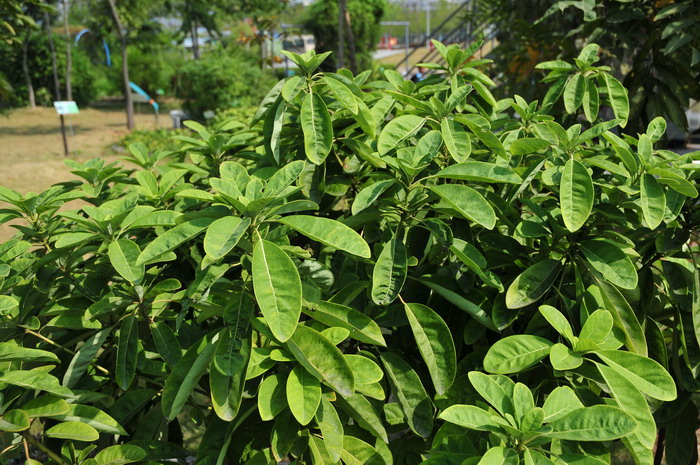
381,352,434,437
560,159,594,232
484,335,554,374
371,239,407,305
431,184,496,229
506,259,561,309
278,215,371,258
286,365,321,426
301,91,333,164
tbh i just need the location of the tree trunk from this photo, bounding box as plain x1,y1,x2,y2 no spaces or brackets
44,10,62,101
62,0,72,101
21,31,35,109
191,21,200,60
343,3,357,73
107,0,134,130
337,0,345,69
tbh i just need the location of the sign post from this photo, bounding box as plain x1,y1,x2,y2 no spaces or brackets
53,101,79,157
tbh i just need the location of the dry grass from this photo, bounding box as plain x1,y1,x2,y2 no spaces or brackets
0,106,161,241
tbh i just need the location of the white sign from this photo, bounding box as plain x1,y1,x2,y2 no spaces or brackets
54,101,79,115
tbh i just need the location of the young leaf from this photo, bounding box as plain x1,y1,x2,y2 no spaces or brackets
252,239,302,343
560,158,594,232
403,302,456,395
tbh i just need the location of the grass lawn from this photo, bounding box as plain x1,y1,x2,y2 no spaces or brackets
0,105,163,241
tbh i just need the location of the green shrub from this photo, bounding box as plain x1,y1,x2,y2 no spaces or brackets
175,47,278,120
0,44,699,465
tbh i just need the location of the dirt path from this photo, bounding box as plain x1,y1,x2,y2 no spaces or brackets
0,106,162,241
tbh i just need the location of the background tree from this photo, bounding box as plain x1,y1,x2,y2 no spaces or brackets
304,0,386,72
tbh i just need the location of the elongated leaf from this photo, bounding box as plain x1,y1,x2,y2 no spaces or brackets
151,322,182,368
0,343,58,363
278,215,370,258
21,395,70,418
404,303,456,395
285,324,354,396
506,259,561,309
441,118,471,162
377,115,426,155
371,239,407,305
108,239,144,283
580,240,637,289
542,386,583,422
162,331,218,421
510,138,551,156
271,409,298,462
94,445,147,465
115,315,138,391
603,74,629,127
301,92,333,164
546,405,637,440
477,447,519,465
640,174,665,229
303,300,386,346
63,327,112,388
468,372,514,417
204,216,251,259
564,74,585,114
549,343,583,370
137,218,214,265
484,335,554,374
597,281,647,355
431,184,496,229
324,76,358,114
595,350,676,401
0,409,30,432
560,159,594,232
50,404,127,435
258,373,288,421
286,365,321,426
0,370,73,398
341,435,387,465
46,421,99,441
252,239,302,342
381,352,434,437
436,161,521,184
583,78,599,122
210,331,251,421
336,394,388,443
439,405,503,432
352,180,395,215
316,397,343,462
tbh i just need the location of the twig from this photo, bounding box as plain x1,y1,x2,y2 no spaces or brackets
23,432,71,465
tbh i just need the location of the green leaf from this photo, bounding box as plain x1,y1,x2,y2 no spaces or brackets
315,397,343,462
640,174,665,229
341,436,387,465
484,335,554,374
582,78,599,122
115,315,138,391
597,363,656,448
0,295,19,316
258,373,288,421
108,239,144,283
564,74,585,114
286,365,321,426
451,239,503,291
46,421,100,441
597,281,647,355
285,324,354,397
506,259,562,309
603,74,629,127
580,240,638,289
336,394,388,443
50,404,127,435
510,138,551,156
303,300,386,346
162,331,218,421
204,216,251,259
441,118,471,162
539,305,574,343
578,310,614,348
0,409,30,432
210,331,251,421
436,161,522,184
94,445,147,465
346,355,383,385
301,91,333,164
352,179,395,215
278,215,371,258
371,239,407,306
468,371,515,417
151,322,182,368
377,115,426,155
324,76,358,114
546,405,638,441
0,370,73,398
0,342,59,363
271,409,298,462
380,352,434,437
252,239,302,343
431,184,496,229
21,395,70,418
439,405,503,432
542,386,583,422
646,116,667,142
477,446,519,465
560,159,594,232
595,350,676,401
549,343,583,370
404,302,456,395
137,218,214,265
63,327,112,388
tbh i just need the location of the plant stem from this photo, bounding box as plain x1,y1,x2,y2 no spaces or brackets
24,329,110,375
23,432,71,465
653,427,665,465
